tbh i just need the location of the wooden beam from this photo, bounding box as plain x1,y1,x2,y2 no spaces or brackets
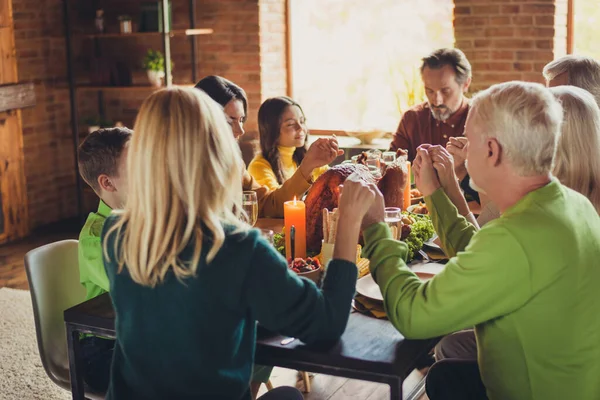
0,82,35,113
285,0,293,97
567,0,574,54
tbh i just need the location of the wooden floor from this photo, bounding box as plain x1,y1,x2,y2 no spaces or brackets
0,220,428,400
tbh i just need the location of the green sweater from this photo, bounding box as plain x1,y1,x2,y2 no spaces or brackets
102,216,357,400
78,200,111,301
363,179,600,400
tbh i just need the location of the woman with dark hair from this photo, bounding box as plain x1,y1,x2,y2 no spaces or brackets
195,75,248,139
248,96,338,190
196,77,341,217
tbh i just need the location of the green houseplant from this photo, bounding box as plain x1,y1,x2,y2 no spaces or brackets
142,49,173,87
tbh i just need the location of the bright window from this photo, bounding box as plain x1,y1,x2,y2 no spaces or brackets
289,0,454,132
573,0,600,58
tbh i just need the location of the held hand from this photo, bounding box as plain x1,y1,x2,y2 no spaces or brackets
446,137,469,179
337,173,377,223
360,183,385,231
413,146,441,197
303,137,344,170
429,146,459,191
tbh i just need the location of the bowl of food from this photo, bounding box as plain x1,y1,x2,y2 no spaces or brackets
289,257,323,284
410,188,423,205
346,130,386,144
407,202,429,215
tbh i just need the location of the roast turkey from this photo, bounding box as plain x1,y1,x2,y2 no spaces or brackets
304,149,409,252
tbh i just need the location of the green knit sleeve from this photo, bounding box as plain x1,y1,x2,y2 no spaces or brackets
425,188,478,257
363,221,532,339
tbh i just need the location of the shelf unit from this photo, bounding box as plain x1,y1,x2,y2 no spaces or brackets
62,0,211,221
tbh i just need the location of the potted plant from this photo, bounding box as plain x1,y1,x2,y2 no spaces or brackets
142,49,173,88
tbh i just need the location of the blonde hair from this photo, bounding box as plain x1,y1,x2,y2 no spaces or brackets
470,81,563,176
550,86,600,214
543,55,600,106
104,87,247,287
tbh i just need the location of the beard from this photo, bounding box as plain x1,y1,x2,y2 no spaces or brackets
465,160,487,195
430,105,452,121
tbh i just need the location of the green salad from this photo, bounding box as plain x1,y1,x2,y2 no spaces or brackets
402,212,435,261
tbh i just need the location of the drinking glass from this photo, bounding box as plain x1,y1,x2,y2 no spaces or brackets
384,207,401,240
260,229,274,245
382,151,397,164
242,191,258,226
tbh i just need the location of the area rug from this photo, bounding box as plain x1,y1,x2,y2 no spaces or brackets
0,288,70,399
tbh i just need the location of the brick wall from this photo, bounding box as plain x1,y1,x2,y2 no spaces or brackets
12,0,569,231
259,0,287,100
454,0,569,92
12,0,285,228
12,0,75,229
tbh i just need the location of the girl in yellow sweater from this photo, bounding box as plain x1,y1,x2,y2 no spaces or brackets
249,96,341,190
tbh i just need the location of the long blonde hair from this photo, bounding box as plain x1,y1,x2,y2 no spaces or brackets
551,85,600,214
104,87,247,287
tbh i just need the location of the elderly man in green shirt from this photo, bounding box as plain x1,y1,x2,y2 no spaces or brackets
77,127,132,392
350,81,600,399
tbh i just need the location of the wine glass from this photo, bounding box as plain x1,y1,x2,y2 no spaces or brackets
260,229,274,245
242,191,258,226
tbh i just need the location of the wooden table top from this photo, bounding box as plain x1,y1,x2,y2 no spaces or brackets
255,312,438,379
64,292,439,383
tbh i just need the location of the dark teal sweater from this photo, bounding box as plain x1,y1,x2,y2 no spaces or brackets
102,216,357,400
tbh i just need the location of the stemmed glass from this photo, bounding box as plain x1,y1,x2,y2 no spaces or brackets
242,191,258,226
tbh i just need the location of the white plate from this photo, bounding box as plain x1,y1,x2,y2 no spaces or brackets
355,274,383,302
355,263,445,302
406,204,429,215
423,234,441,250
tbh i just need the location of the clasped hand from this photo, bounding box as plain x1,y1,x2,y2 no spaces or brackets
413,145,460,197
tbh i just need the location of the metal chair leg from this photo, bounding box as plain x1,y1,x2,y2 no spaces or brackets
301,371,311,393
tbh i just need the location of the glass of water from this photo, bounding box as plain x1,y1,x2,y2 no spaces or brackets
384,207,401,240
260,229,274,245
382,151,397,164
242,191,258,226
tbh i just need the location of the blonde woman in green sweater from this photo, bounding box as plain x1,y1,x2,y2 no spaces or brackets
348,82,600,399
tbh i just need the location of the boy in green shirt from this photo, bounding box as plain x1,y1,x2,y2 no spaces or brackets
353,82,600,399
77,127,132,392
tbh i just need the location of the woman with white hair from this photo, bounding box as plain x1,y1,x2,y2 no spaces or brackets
100,87,370,400
543,55,600,105
550,85,600,213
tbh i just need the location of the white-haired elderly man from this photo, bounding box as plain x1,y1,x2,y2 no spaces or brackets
543,54,600,105
348,81,600,399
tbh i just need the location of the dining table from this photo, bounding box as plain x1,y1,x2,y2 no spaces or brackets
64,218,441,400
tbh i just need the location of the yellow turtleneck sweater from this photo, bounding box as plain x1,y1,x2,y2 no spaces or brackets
248,146,328,191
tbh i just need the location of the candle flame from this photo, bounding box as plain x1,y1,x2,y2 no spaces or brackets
293,196,297,205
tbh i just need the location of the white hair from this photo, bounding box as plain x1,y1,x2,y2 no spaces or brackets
543,55,600,106
470,81,563,176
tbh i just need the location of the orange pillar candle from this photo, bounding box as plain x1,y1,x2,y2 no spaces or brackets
403,161,412,211
284,197,307,261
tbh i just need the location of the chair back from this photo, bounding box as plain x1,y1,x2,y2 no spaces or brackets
24,239,85,390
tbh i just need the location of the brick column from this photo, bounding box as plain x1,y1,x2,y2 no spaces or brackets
259,0,288,100
454,0,569,92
